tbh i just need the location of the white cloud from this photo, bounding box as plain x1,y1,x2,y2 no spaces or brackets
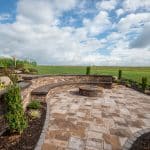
83,11,112,36
130,23,150,48
52,0,78,12
0,0,150,66
17,0,78,25
123,0,150,12
111,47,150,66
96,0,117,11
73,27,87,41
17,0,56,25
118,13,150,33
81,38,105,52
116,9,124,17
106,32,125,47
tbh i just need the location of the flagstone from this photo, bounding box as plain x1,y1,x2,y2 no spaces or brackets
87,130,103,141
89,124,108,133
85,139,103,149
113,117,127,126
110,127,132,137
103,133,121,150
68,136,84,150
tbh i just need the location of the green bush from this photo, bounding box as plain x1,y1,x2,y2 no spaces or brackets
118,69,122,80
86,66,91,75
141,77,147,92
16,62,25,69
28,68,38,73
22,67,30,74
0,57,37,69
0,58,14,68
4,84,27,134
27,100,41,109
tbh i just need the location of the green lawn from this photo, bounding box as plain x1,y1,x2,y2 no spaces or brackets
36,66,150,84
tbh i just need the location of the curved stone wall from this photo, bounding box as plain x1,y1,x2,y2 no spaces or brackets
22,75,112,108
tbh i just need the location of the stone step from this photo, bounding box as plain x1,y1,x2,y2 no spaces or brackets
31,82,67,96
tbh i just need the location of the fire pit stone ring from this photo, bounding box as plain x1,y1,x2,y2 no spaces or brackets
79,85,103,97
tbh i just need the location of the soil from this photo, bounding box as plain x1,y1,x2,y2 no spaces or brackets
0,102,46,150
130,132,150,150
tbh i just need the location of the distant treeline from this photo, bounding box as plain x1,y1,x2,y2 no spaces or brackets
0,57,37,68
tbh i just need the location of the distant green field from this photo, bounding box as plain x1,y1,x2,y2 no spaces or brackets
36,66,150,84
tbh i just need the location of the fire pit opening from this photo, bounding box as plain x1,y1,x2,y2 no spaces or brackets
79,85,103,97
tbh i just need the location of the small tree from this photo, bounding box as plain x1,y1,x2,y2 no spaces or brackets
141,77,147,92
118,69,122,80
12,56,16,68
4,84,27,134
86,66,91,75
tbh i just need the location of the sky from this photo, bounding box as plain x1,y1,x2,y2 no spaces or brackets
0,0,150,66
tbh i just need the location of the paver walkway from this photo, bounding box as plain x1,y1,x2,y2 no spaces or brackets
42,84,150,150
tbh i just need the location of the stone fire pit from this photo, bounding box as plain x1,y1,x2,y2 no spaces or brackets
79,85,103,97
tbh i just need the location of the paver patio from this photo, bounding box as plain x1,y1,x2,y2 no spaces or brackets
41,84,150,150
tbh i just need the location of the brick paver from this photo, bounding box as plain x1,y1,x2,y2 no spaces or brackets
42,84,150,150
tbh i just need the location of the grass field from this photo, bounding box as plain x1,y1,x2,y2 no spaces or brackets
36,66,150,84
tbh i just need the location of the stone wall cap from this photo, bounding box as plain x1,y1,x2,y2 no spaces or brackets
22,74,113,80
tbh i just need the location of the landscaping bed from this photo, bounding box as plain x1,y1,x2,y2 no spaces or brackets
0,102,46,150
130,132,150,150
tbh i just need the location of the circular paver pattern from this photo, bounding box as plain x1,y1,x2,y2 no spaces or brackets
41,84,150,150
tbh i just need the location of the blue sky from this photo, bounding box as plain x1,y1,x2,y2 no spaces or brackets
0,0,17,23
0,0,150,66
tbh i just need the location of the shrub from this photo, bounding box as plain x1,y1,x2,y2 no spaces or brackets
16,62,25,69
0,58,14,68
28,68,38,73
86,66,91,75
22,67,30,74
8,74,19,84
0,57,37,68
141,77,147,92
0,81,5,89
28,100,41,109
4,84,27,134
118,69,122,80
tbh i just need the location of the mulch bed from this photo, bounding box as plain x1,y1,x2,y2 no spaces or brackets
130,132,150,150
0,102,46,150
